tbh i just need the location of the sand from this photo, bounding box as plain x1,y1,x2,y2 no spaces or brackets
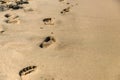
0,0,120,80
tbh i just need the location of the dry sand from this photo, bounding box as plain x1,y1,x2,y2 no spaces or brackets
1,0,120,80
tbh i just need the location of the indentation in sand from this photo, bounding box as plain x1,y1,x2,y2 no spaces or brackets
39,36,56,48
43,18,55,25
4,13,20,24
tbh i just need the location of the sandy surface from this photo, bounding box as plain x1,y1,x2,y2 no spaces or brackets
1,0,120,80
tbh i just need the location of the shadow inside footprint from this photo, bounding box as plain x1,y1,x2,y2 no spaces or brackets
60,3,78,14
19,65,37,80
4,13,19,18
39,36,56,48
4,13,20,24
43,18,54,25
61,7,70,14
4,14,11,18
0,0,29,12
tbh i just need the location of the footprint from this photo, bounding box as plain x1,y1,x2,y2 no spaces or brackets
4,13,20,24
60,7,70,14
0,4,9,11
43,18,55,25
6,1,23,10
60,3,78,14
39,36,56,48
5,18,20,24
19,66,37,80
0,0,29,12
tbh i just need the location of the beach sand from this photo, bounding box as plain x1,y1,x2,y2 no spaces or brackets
1,0,120,80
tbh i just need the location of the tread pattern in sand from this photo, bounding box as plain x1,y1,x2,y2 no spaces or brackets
19,65,37,80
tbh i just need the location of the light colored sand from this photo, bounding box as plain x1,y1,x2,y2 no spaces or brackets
1,0,120,80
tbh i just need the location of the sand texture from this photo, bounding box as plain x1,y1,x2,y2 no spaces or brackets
1,0,120,80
